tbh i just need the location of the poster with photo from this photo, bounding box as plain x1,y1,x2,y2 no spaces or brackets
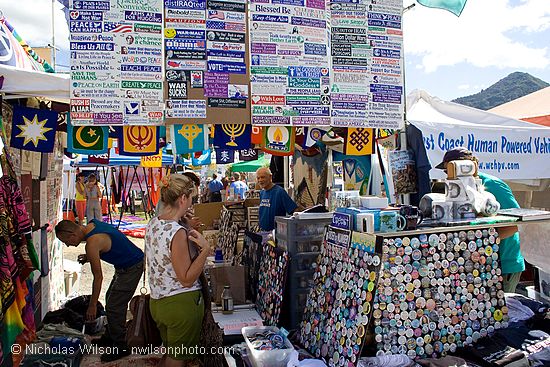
69,0,164,125
249,0,331,126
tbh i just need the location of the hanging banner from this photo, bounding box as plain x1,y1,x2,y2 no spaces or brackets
213,124,252,150
67,122,109,154
171,124,208,154
249,0,331,126
261,126,295,156
68,0,164,125
141,152,163,168
412,120,550,180
119,126,160,156
239,148,259,161
344,128,374,156
88,152,110,165
215,148,235,164
11,107,58,153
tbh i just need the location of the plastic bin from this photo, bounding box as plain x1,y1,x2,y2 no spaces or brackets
242,326,295,367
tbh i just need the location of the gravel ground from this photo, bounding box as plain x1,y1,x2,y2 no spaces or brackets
63,236,148,306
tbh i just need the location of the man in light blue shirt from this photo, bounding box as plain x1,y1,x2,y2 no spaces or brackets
229,172,248,200
257,167,297,231
207,173,224,202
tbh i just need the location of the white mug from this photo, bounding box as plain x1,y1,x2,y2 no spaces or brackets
356,213,375,233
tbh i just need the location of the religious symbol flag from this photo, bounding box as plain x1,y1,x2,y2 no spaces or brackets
67,120,108,154
417,0,467,16
344,128,374,156
119,126,159,156
251,125,262,145
239,148,259,161
261,126,295,156
171,124,208,154
213,124,251,150
216,148,235,164
11,106,58,153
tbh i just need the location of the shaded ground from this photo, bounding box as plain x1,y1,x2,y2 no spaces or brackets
63,222,149,306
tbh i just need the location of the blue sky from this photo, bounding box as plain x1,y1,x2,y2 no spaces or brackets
0,0,548,101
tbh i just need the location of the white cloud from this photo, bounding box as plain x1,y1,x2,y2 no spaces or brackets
403,0,550,72
0,0,69,50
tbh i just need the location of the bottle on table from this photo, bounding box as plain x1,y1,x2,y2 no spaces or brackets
221,285,234,314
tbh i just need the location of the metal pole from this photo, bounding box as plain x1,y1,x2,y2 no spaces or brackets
51,0,56,70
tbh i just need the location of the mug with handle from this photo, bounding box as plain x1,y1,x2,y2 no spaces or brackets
399,205,424,230
379,210,407,232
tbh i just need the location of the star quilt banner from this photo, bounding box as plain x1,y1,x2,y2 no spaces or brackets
119,126,160,156
216,148,235,164
214,124,251,150
67,122,108,154
171,124,208,154
239,148,259,161
11,106,58,153
261,126,295,156
88,152,110,165
345,128,374,156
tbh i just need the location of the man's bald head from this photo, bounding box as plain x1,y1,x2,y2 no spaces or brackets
256,167,273,190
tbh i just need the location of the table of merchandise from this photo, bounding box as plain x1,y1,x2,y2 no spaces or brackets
370,222,519,359
297,219,550,367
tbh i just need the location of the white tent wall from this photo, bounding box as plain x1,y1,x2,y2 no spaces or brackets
0,64,70,102
407,90,550,273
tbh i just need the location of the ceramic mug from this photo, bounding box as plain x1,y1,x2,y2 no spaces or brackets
379,210,406,232
399,205,424,230
432,201,454,221
356,213,376,233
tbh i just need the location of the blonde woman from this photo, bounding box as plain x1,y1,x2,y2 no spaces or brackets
145,174,211,367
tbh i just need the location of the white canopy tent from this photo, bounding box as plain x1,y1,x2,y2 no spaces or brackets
0,64,70,103
406,90,550,182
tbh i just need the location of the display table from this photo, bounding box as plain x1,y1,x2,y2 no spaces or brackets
370,222,512,358
296,216,549,366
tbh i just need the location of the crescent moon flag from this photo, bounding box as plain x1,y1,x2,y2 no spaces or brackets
10,106,58,153
67,120,108,154
119,125,160,156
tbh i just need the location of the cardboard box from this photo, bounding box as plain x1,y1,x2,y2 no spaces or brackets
209,265,248,305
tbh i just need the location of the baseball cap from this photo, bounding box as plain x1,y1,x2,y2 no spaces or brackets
435,147,474,169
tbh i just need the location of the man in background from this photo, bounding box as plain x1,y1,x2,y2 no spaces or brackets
256,167,297,231
229,172,248,200
436,147,525,293
207,173,223,202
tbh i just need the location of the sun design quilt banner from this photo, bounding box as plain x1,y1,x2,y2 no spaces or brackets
119,126,160,156
261,126,295,156
11,107,58,153
171,124,208,154
67,121,108,154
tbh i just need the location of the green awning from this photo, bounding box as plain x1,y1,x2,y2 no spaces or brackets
231,155,269,172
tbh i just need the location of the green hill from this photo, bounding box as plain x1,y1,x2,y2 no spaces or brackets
452,72,549,110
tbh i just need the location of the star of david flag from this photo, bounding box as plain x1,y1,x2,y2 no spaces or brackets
67,119,108,154
11,106,58,153
171,124,208,154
